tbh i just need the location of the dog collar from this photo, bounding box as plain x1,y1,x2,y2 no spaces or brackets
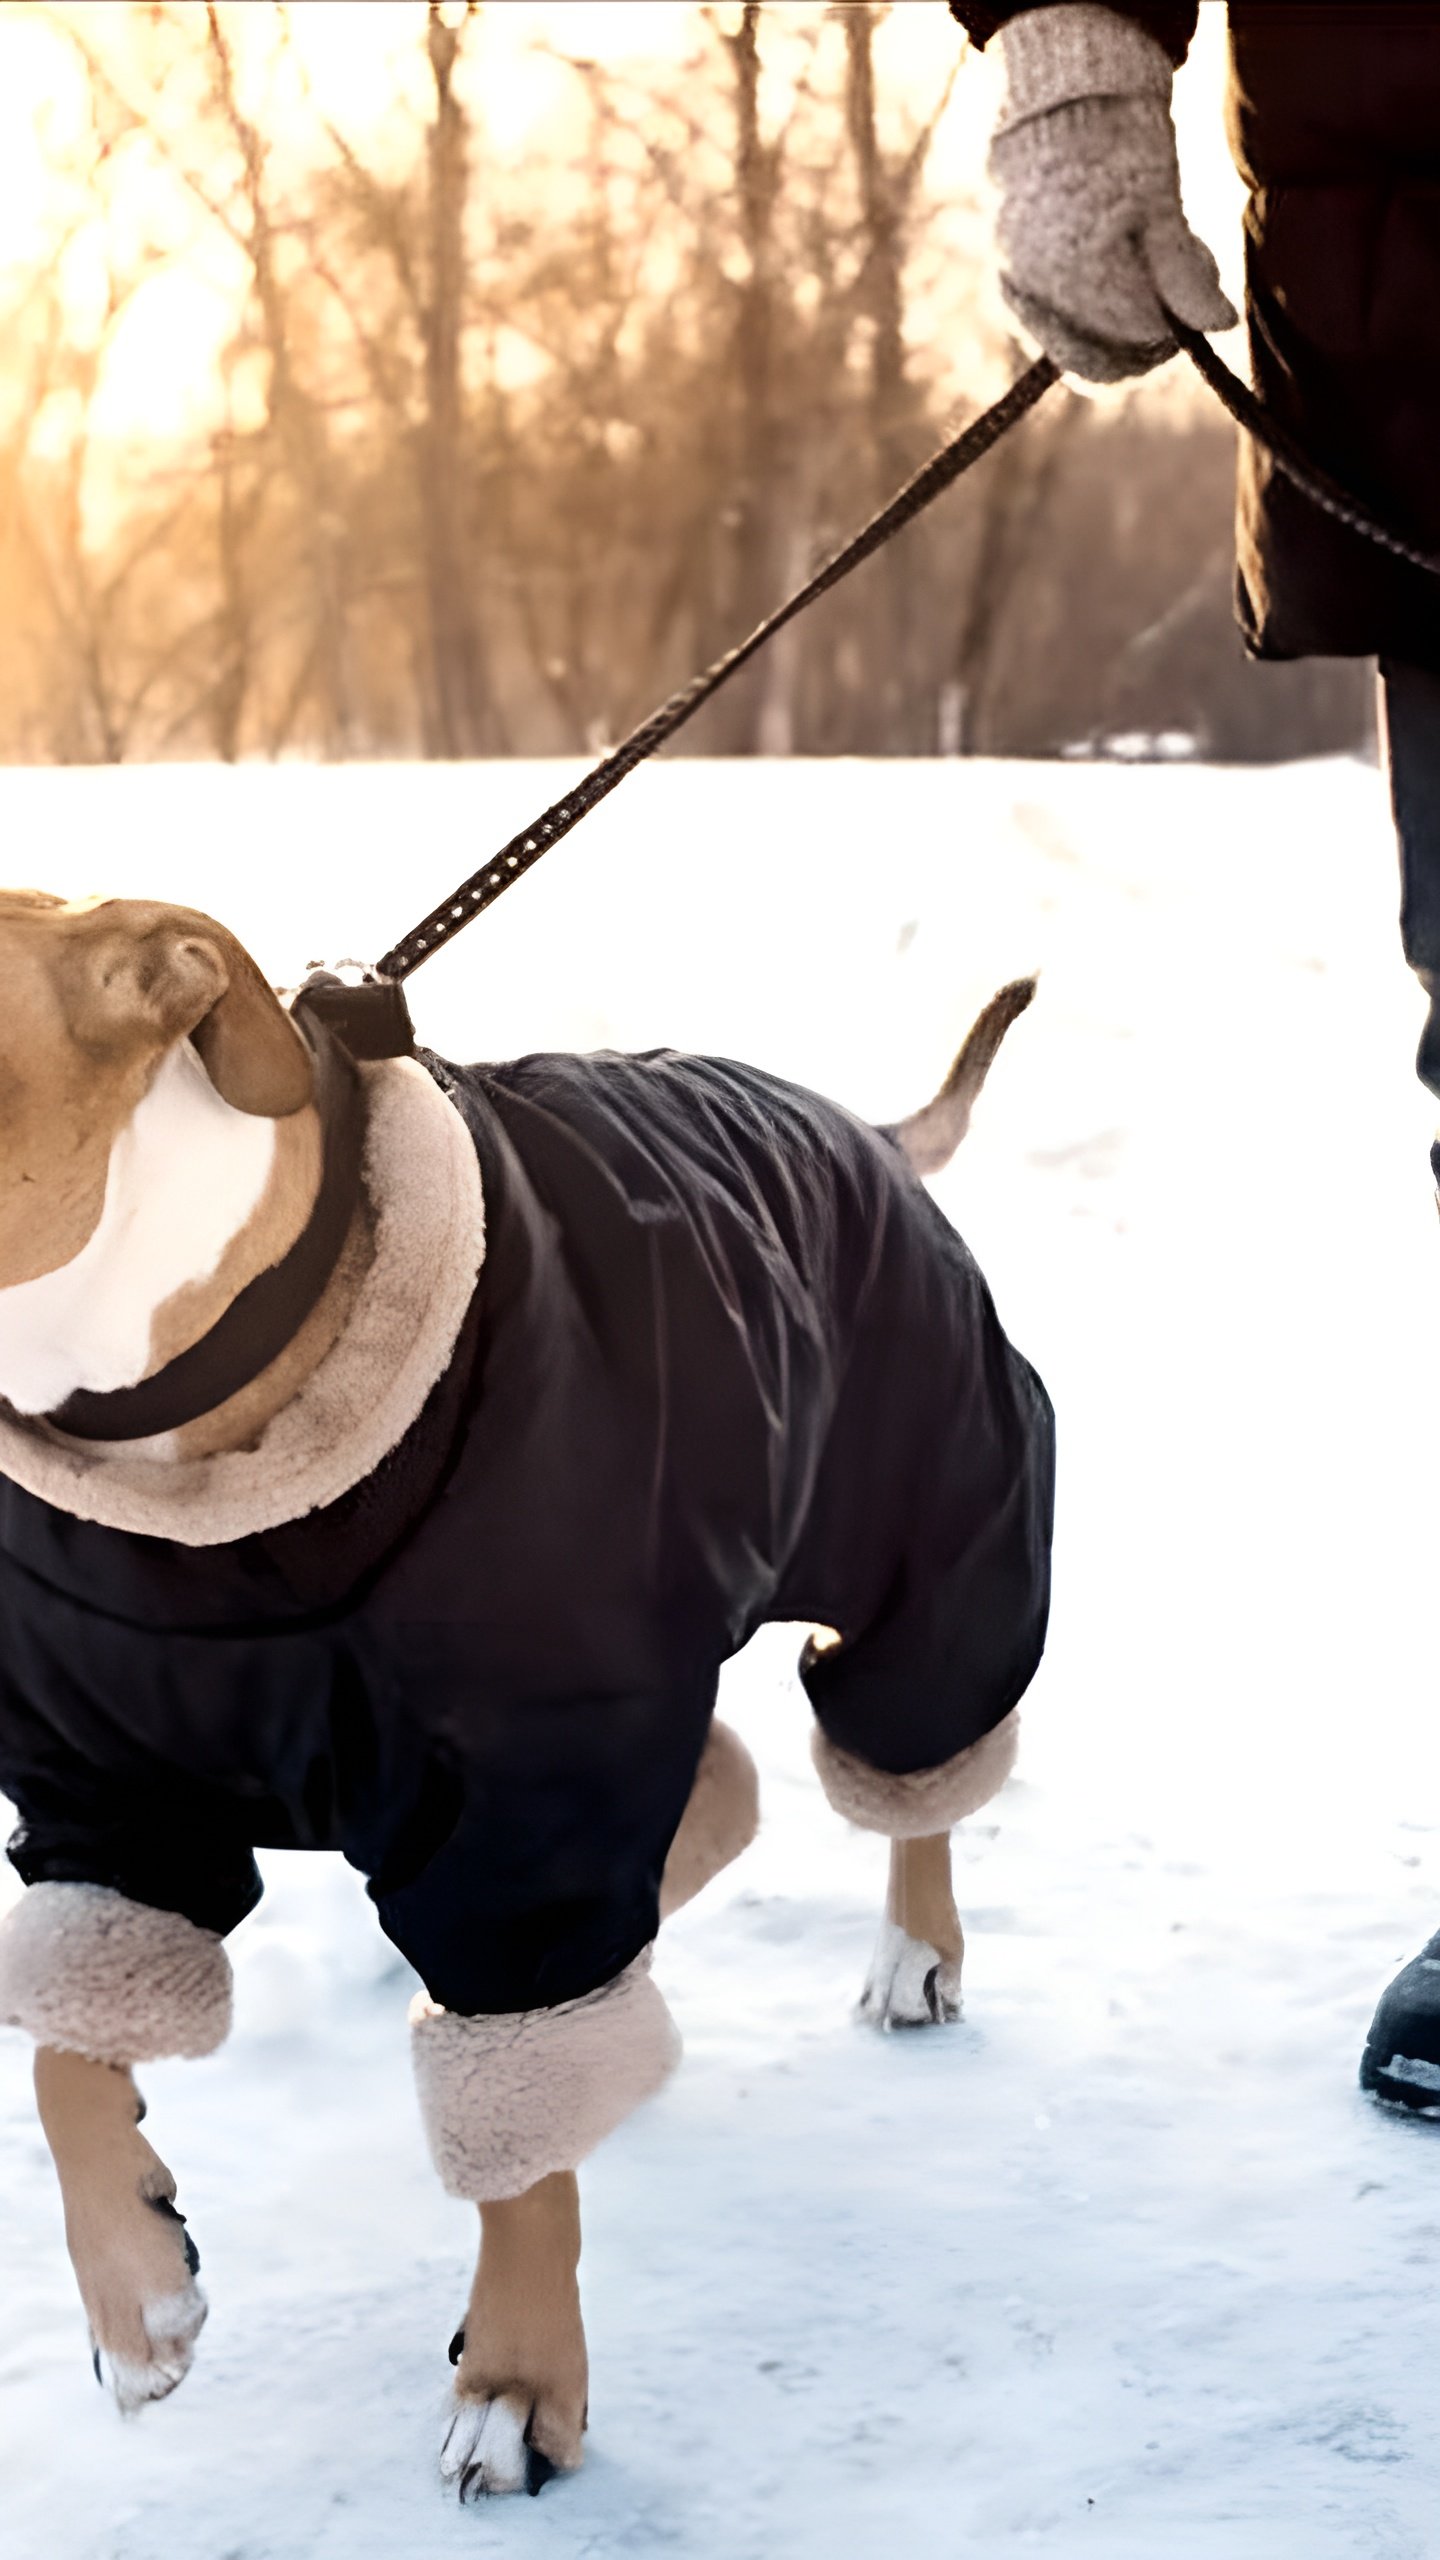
43,1004,366,1445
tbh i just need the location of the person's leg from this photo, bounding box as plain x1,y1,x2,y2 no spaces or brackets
1360,663,1440,2106
1378,658,1440,1104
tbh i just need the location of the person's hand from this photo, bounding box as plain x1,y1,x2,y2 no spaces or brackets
988,2,1236,385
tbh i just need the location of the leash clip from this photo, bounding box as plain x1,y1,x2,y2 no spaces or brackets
292,962,416,1062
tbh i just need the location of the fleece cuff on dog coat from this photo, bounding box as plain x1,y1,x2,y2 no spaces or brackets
659,1719,760,1919
0,1882,232,2063
410,1950,682,2201
811,1706,1020,1838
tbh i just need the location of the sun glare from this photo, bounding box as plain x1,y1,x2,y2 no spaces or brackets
0,1,1238,467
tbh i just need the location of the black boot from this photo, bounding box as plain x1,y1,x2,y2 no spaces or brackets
1359,1931,1440,2112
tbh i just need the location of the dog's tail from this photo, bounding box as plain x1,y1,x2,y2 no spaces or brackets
891,976,1036,1176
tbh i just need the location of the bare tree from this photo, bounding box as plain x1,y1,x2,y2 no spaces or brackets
842,1,960,750
417,2,491,755
1,240,207,763
203,3,355,753
0,2,1372,769
289,0,502,754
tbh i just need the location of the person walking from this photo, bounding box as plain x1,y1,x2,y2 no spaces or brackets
948,0,1440,2109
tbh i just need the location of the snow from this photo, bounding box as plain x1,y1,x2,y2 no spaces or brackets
3,751,1440,2557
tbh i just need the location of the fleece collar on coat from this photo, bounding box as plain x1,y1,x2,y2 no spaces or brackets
0,1058,485,1548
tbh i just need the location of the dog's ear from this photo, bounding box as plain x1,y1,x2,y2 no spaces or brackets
62,909,314,1117
184,933,314,1117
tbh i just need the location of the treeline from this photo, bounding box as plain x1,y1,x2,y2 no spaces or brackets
0,2,1372,766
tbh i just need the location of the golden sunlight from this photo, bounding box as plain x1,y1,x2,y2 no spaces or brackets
0,3,1236,462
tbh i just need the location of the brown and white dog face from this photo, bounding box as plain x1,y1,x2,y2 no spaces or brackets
0,892,312,1291
0,894,322,1422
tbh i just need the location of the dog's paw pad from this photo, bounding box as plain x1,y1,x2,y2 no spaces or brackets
860,1918,962,2030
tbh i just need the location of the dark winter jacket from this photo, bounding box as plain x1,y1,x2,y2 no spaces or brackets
952,1,1440,667
0,1052,1054,2017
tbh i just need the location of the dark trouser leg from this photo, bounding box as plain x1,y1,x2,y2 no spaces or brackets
1362,667,1440,2105
1378,657,1440,1106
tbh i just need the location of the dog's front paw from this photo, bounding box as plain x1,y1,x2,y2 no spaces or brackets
95,2275,207,2414
87,2189,208,2414
860,1916,962,2030
441,2388,579,2500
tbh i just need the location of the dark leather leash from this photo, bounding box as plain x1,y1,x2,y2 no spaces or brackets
1170,316,1440,583
98,321,1419,1444
373,352,1060,990
301,352,1061,1057
300,320,1440,1064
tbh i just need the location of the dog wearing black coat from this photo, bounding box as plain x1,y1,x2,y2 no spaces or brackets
0,892,1052,2496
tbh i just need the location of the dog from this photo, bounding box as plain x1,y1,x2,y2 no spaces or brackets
0,891,1053,2498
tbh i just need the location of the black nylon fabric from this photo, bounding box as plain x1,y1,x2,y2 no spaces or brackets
0,1052,1054,2016
1228,5,1440,666
949,0,1440,665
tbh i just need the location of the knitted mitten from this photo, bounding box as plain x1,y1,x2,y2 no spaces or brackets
988,2,1235,384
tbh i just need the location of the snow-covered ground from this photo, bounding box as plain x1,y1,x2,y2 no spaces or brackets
2,753,1439,2559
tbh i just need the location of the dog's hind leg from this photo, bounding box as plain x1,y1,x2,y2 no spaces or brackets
808,1710,1024,2029
442,2171,588,2499
34,2047,207,2410
659,1717,759,1920
860,1834,964,2029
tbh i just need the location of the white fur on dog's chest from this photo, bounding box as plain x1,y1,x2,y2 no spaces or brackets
0,1041,276,1416
0,1058,486,1543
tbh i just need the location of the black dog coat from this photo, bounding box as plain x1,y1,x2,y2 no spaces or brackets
0,1048,1054,2017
